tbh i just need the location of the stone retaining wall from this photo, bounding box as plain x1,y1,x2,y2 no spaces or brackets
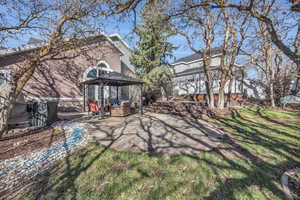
146,101,216,118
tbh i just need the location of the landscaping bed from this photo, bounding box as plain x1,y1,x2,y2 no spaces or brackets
0,121,87,200
0,128,63,160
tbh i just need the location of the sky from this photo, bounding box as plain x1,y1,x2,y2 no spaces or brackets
103,17,194,62
0,0,194,63
1,0,298,66
3,15,194,63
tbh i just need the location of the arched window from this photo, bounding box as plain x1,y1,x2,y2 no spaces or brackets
84,61,112,102
86,68,97,79
97,63,109,76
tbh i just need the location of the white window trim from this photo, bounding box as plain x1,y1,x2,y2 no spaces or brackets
83,60,113,81
25,96,83,102
83,60,114,101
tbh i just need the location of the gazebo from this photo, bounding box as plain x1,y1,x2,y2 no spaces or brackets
81,71,144,118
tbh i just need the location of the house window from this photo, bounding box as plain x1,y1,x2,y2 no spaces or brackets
0,70,10,84
187,78,194,83
98,63,109,76
85,62,112,102
87,85,96,101
111,86,118,99
86,69,97,79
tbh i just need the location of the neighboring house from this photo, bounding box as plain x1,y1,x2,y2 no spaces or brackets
0,33,136,111
171,47,245,97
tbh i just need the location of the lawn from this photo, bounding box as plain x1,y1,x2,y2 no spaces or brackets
22,108,300,200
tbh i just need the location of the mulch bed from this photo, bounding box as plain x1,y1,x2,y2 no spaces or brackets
0,128,66,160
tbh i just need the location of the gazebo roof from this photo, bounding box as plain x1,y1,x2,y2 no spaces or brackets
81,71,144,86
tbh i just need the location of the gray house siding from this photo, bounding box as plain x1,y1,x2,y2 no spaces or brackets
171,50,244,96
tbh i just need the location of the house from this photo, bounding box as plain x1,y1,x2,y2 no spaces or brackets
291,0,300,11
0,33,136,112
171,47,245,99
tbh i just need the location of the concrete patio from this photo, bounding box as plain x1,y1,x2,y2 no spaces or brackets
76,112,225,155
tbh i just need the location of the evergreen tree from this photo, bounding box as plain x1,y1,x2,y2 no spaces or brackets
130,0,175,75
130,0,175,99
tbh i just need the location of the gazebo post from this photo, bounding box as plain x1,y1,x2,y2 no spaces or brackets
99,82,104,118
116,86,119,100
97,83,100,118
140,84,143,115
109,85,112,117
83,84,86,112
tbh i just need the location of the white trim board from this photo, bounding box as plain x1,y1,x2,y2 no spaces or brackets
171,54,222,66
25,97,83,102
109,33,132,51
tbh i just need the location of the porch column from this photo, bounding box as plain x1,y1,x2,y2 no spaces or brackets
116,86,119,100
83,84,86,112
109,85,112,117
99,83,104,118
140,84,143,115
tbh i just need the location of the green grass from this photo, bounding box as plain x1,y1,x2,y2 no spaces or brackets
22,108,300,200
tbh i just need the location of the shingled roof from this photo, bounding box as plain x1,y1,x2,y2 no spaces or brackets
173,47,223,64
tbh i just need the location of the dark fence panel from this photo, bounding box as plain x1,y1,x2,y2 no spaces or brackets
28,102,48,127
27,102,57,128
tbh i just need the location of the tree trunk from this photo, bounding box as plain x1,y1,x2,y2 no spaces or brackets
291,62,300,95
218,75,227,109
227,78,233,107
218,83,226,109
270,80,276,107
161,86,167,101
208,90,215,109
0,84,16,136
205,80,215,109
0,59,40,135
270,68,276,107
203,50,214,109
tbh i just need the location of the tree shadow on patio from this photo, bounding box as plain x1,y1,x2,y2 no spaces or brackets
133,113,223,155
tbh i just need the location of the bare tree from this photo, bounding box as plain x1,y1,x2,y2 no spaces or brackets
0,0,47,45
217,3,249,109
247,31,276,107
0,0,142,135
215,0,300,95
168,0,300,95
173,3,220,109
